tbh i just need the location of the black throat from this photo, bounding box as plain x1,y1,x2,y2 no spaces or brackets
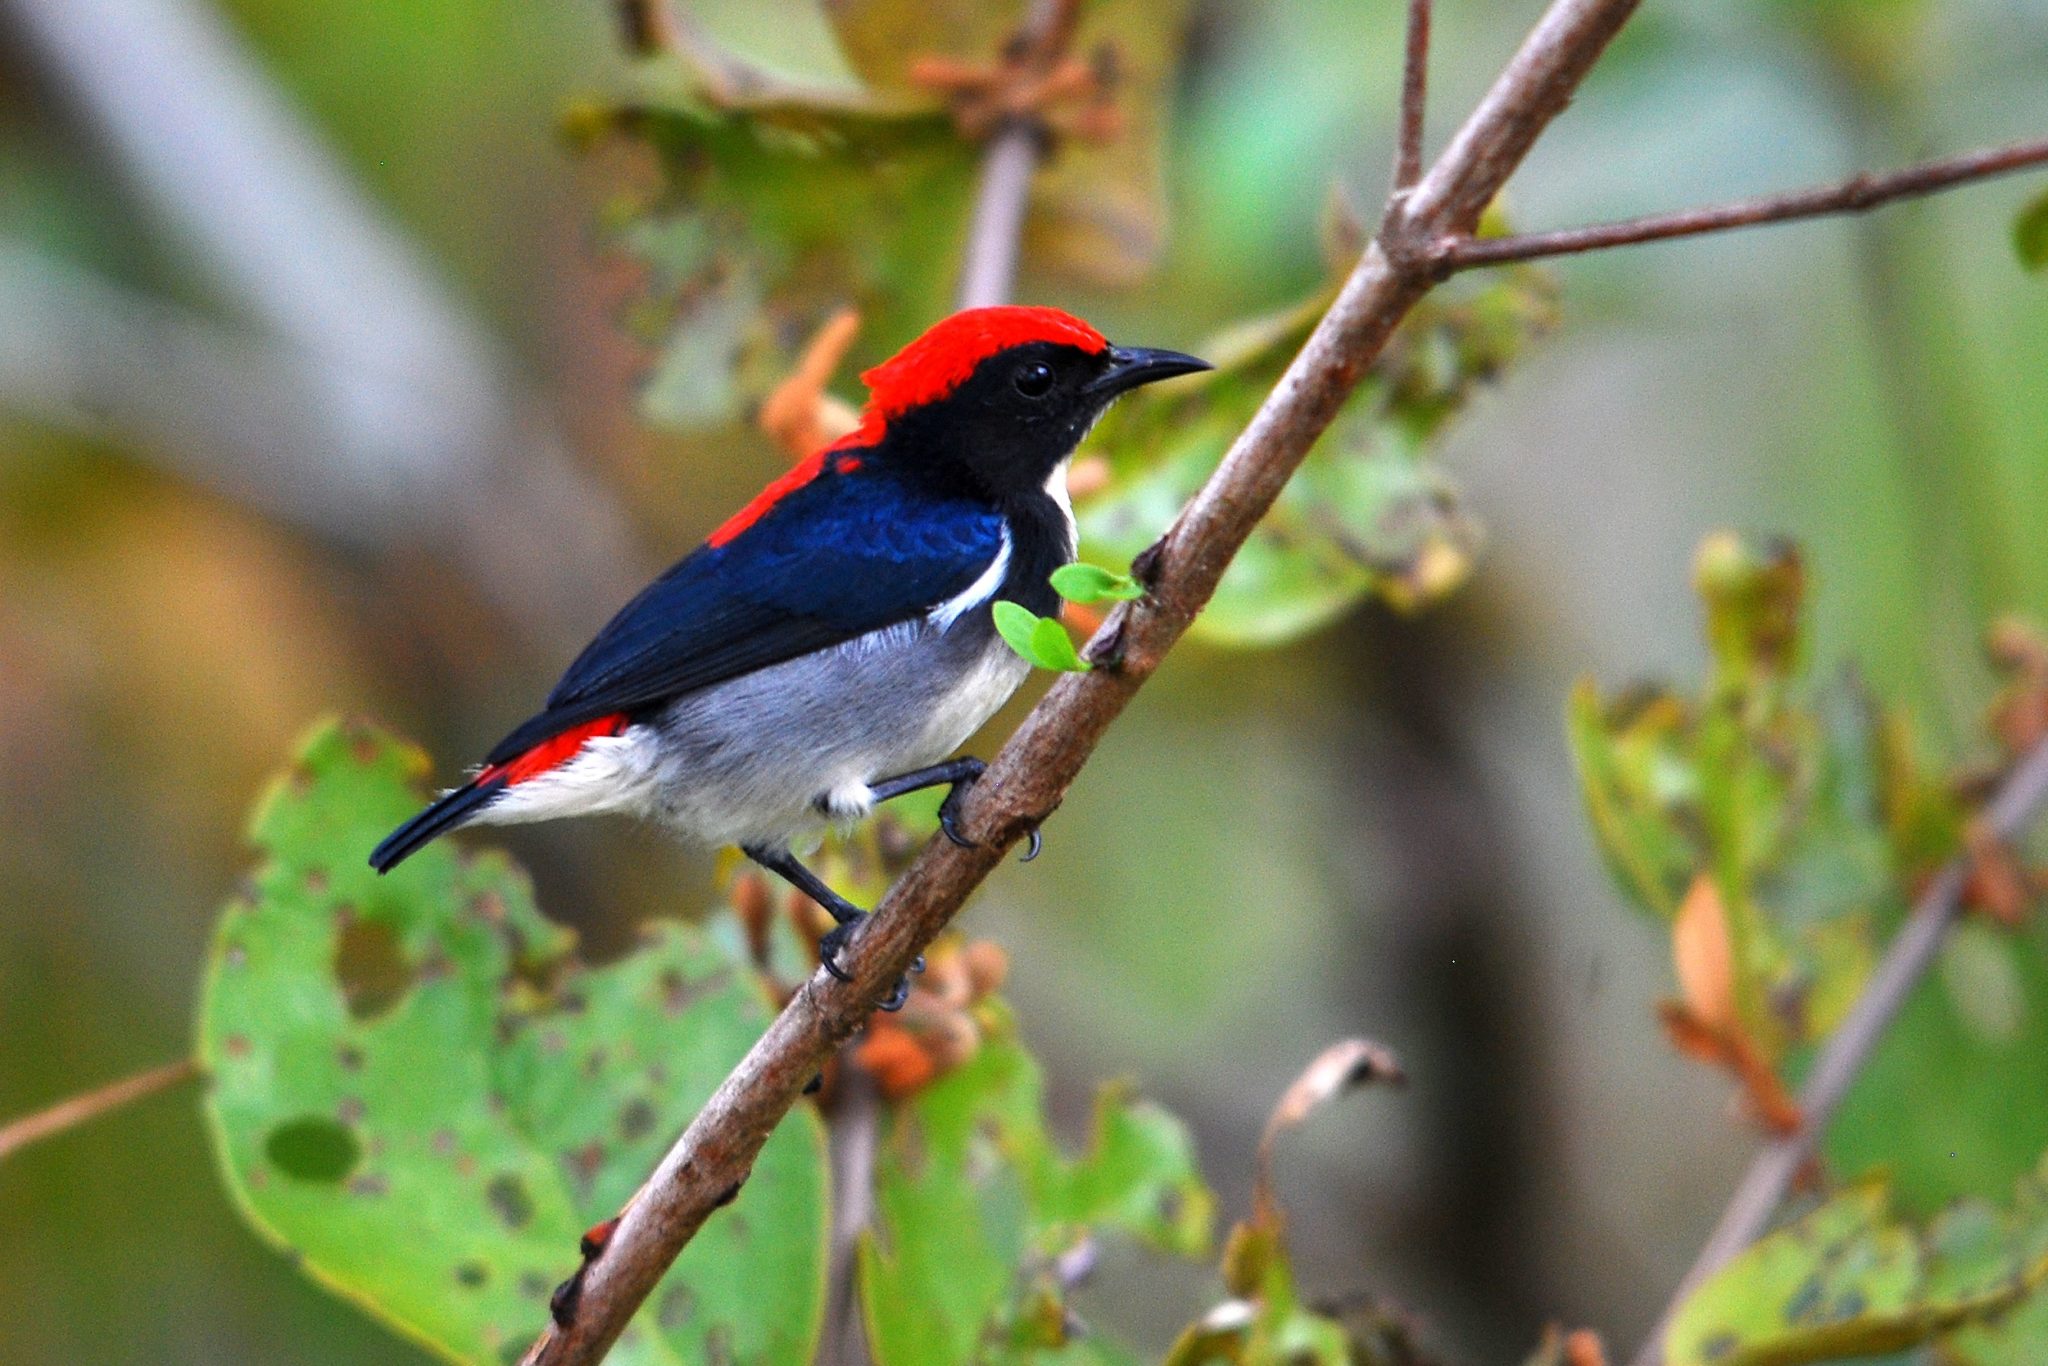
996,479,1077,618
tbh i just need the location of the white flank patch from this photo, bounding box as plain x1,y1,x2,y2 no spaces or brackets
930,526,1012,631
819,778,876,825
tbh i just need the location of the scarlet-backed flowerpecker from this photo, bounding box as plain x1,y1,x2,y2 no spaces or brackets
370,306,1208,1001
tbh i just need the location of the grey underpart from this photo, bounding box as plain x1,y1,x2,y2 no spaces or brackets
642,604,1029,851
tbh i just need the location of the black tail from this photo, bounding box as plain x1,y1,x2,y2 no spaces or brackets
368,777,506,873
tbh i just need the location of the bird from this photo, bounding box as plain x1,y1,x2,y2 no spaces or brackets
369,305,1209,1003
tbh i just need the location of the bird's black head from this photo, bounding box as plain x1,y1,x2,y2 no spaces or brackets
854,306,1211,500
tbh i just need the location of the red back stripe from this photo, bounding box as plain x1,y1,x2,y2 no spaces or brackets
483,714,628,785
705,449,828,548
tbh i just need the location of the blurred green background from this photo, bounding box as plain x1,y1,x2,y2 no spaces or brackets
4,0,2048,1361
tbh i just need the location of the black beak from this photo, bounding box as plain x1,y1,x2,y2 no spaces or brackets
1086,344,1213,397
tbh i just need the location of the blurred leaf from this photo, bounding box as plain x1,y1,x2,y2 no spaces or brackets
572,81,972,430
1666,1163,2048,1366
1570,537,1965,1089
2016,190,2048,276
199,719,829,1366
1567,681,1699,920
1052,562,1144,604
1079,265,1551,646
1167,1043,1404,1365
1695,533,1806,706
1750,0,1932,94
1942,920,2029,1044
826,0,1198,285
859,1000,1211,1364
1830,909,2048,1207
995,600,1092,673
579,0,1198,430
1577,544,2048,1204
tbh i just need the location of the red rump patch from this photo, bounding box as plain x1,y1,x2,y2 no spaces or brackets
482,714,628,785
704,307,1105,550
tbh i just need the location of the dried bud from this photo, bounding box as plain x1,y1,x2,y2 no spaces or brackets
962,940,1010,1000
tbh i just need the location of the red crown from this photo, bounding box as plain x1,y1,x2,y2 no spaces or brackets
855,306,1108,433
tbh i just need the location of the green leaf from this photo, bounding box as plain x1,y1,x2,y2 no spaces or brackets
859,1002,1212,1364
993,600,1091,673
1566,677,1699,921
2016,189,2048,274
1666,1163,2048,1366
1050,562,1144,605
1078,265,1548,647
199,719,829,1366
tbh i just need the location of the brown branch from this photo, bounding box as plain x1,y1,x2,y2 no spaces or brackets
1393,0,1432,192
1626,734,2048,1366
517,2,1643,1362
1437,135,2048,271
0,1058,200,1164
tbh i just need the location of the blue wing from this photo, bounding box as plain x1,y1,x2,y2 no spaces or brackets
482,459,1003,765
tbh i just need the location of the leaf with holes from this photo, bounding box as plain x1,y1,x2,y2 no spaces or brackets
198,719,829,1366
858,1001,1212,1365
1666,1163,2048,1366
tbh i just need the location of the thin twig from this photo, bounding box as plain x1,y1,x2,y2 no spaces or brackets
0,1058,201,1164
1393,0,1432,192
1437,135,2048,271
818,1068,881,1366
957,128,1043,310
952,0,1081,310
516,3,1645,1362
1626,735,2048,1366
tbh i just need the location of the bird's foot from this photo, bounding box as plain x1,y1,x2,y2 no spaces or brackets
936,761,1043,862
817,912,921,1011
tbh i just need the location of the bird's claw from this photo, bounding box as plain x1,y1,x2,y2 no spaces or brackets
936,760,987,849
937,761,1044,863
817,912,922,1012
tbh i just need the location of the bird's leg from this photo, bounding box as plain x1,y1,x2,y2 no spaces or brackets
742,844,917,1010
868,756,1043,861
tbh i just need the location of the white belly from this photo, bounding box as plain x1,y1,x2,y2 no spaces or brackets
476,614,1029,850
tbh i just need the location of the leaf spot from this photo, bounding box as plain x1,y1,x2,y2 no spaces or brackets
265,1116,361,1184
486,1173,535,1230
333,914,413,1022
620,1098,657,1142
659,1284,696,1330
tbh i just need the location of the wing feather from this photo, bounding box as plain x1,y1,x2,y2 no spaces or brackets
483,463,1003,766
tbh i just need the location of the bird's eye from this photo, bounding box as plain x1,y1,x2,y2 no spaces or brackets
1013,361,1055,398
